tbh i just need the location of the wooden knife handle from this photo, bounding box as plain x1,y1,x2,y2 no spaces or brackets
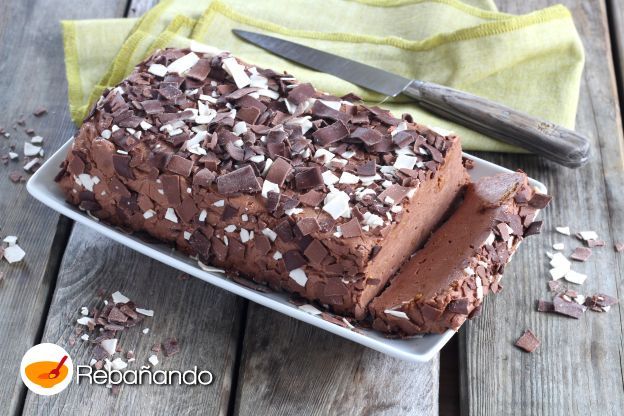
402,80,590,168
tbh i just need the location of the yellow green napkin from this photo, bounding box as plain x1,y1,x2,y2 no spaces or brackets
62,0,584,152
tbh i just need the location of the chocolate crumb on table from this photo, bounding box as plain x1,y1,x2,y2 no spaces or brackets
615,242,624,252
515,329,540,353
570,246,592,262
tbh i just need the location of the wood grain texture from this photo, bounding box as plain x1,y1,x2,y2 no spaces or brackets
0,1,127,414
234,303,440,416
22,224,244,416
460,1,624,415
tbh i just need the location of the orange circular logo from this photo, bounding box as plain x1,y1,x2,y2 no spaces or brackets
20,343,73,396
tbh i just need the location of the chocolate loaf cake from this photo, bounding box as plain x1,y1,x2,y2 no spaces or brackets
369,172,551,335
56,46,467,319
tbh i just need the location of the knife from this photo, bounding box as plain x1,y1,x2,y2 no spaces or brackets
233,29,590,168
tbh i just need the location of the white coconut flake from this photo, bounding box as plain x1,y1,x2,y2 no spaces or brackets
363,212,384,228
240,229,251,243
318,99,341,110
3,235,17,245
31,136,44,144
24,142,41,157
143,209,156,220
140,120,153,130
148,63,167,77
111,358,127,371
393,154,417,170
391,121,408,136
189,40,222,56
3,244,26,263
550,252,571,270
213,200,225,207
100,338,118,356
148,354,159,366
77,174,95,191
384,309,409,320
136,308,154,317
142,328,150,334
272,251,282,260
262,228,277,242
233,121,247,136
262,180,280,198
165,208,178,223
323,190,350,219
289,268,308,286
198,209,207,222
556,226,571,236
549,266,568,281
111,291,130,304
224,225,237,233
167,52,199,74
339,171,359,184
322,171,339,186
578,231,598,241
564,270,587,285
222,57,251,88
484,231,496,246
8,152,18,160
298,304,322,315
552,242,565,251
314,148,335,165
76,316,95,326
80,306,89,316
184,230,192,240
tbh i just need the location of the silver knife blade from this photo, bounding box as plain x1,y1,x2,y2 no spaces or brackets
232,29,412,97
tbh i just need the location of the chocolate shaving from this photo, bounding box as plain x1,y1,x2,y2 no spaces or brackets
515,329,540,353
570,247,592,262
216,165,261,194
553,296,585,319
312,121,349,146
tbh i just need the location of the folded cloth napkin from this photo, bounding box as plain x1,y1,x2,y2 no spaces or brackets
62,0,584,152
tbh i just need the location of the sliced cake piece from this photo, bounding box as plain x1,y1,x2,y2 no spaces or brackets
369,172,551,335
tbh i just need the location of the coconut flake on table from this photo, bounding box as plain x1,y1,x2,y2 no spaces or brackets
298,304,322,315
76,316,95,326
556,226,571,236
550,252,571,270
23,142,40,157
80,306,89,316
3,235,17,245
577,230,598,241
552,242,565,251
136,308,154,317
3,244,26,263
8,152,18,160
148,63,167,77
222,57,251,88
167,52,199,75
564,270,588,285
111,291,130,304
549,267,568,281
100,338,118,356
111,357,127,371
80,334,90,341
148,354,159,366
142,328,150,335
31,135,44,144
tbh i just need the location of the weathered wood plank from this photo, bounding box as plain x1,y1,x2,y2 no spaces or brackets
460,1,624,415
233,303,440,416
0,0,127,414
22,224,244,415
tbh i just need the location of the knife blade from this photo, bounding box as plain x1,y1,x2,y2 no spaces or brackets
232,29,591,168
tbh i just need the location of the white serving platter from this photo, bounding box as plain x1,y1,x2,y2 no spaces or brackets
27,138,547,363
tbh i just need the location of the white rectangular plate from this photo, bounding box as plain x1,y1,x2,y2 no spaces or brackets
28,138,546,363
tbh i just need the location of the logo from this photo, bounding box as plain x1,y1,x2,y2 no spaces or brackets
20,343,73,396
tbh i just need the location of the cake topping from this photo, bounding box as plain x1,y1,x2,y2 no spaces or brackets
216,165,261,194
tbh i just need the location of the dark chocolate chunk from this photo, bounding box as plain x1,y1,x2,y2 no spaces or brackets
265,157,292,186
33,107,47,117
553,296,584,319
447,298,470,314
296,218,320,236
112,154,135,179
221,204,238,220
266,191,280,212
570,247,592,262
312,121,349,146
166,154,193,177
515,329,540,353
193,168,215,188
536,300,555,312
162,337,180,357
528,193,552,209
287,83,316,105
524,221,542,237
350,127,383,146
275,219,294,242
161,175,181,206
340,218,362,238
216,165,261,194
356,160,376,177
294,166,324,190
254,234,272,256
310,100,350,123
283,250,307,271
186,59,211,81
299,190,325,207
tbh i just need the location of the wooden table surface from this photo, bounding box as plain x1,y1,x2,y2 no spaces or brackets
1,0,623,415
